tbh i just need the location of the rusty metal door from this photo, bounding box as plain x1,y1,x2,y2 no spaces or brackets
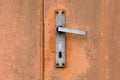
43,0,120,80
0,0,40,80
0,0,120,80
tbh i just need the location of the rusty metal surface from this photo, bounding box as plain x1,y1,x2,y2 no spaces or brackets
44,0,120,80
0,0,40,80
40,0,44,80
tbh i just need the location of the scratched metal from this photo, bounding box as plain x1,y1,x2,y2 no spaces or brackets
56,10,66,68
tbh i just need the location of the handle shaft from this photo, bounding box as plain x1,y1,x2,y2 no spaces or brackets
57,27,87,36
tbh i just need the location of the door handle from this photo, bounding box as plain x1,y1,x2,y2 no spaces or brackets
55,10,87,68
57,26,87,36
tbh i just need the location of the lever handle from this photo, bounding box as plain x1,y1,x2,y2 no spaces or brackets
57,26,87,36
55,10,87,68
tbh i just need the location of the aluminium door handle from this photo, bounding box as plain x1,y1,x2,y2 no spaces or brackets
57,26,87,35
55,10,87,68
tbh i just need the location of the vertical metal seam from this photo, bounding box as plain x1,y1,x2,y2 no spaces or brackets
43,0,44,79
40,0,44,79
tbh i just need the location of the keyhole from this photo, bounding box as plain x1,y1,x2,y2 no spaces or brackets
59,51,62,58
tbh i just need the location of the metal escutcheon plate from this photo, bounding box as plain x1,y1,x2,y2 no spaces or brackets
55,10,66,68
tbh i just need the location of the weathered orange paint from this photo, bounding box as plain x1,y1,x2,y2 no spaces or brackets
40,0,44,80
0,0,120,80
44,0,120,80
0,0,40,80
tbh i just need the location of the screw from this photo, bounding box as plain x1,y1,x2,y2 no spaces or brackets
62,11,64,14
56,11,58,14
56,63,59,66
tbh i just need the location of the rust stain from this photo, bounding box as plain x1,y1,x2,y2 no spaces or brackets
0,0,40,80
44,0,91,80
44,0,120,80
